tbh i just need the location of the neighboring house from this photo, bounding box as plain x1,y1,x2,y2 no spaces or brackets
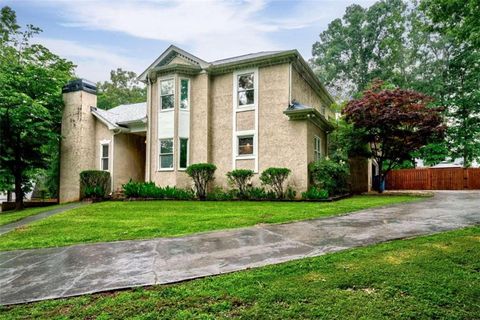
59,45,335,203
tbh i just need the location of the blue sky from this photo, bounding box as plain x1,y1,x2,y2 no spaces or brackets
3,0,375,82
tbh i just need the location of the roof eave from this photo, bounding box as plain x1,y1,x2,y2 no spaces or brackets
283,108,335,132
91,108,118,130
208,50,298,75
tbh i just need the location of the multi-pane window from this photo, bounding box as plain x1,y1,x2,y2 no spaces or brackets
179,138,188,169
180,79,189,109
159,138,174,169
160,79,174,110
237,73,254,107
314,136,322,161
101,143,109,171
238,136,254,155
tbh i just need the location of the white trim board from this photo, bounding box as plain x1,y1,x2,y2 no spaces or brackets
232,68,259,173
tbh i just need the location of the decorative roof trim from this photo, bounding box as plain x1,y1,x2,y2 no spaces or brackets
148,64,202,80
283,108,334,132
138,45,209,81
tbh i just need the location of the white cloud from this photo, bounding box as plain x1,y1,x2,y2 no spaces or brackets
34,37,149,82
27,0,378,81
39,0,305,60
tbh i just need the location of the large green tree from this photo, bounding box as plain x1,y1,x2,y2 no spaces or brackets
0,6,74,209
311,0,451,100
421,0,480,167
313,0,479,167
96,68,146,110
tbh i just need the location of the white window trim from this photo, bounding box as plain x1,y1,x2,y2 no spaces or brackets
232,68,259,172
178,137,189,171
158,137,175,171
159,77,175,113
179,77,190,111
236,130,256,160
314,135,322,161
99,140,111,172
233,69,258,111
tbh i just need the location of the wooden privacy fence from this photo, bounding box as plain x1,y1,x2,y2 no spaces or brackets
386,168,480,190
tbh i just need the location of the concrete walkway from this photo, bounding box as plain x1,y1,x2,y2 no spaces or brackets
0,202,85,236
1,191,479,305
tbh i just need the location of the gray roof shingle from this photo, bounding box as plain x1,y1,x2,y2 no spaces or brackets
210,51,286,66
93,102,146,126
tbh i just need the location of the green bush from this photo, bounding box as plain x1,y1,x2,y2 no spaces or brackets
259,167,291,199
301,187,329,200
226,169,254,199
80,170,111,199
309,159,350,196
245,187,276,200
206,187,235,201
285,186,297,200
122,180,194,200
186,163,217,200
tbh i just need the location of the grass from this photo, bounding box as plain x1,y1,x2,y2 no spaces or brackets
1,226,478,319
0,195,423,252
0,204,64,226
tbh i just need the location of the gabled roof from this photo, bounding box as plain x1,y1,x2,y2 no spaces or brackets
91,102,147,131
138,45,335,107
138,45,209,81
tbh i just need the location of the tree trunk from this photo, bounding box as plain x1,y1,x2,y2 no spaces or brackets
14,171,24,211
7,191,12,202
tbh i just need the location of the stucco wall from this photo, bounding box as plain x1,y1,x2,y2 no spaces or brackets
59,91,97,203
94,121,113,171
142,62,329,195
257,63,308,192
306,122,327,164
236,110,255,131
113,133,146,190
291,68,325,113
209,73,234,188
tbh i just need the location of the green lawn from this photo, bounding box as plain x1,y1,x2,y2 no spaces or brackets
0,195,423,252
0,204,64,226
1,226,478,319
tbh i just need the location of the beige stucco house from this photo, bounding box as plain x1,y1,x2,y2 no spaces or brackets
59,45,335,203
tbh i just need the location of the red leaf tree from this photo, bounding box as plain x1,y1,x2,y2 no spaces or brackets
343,80,445,191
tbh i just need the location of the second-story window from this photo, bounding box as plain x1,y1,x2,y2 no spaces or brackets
237,73,254,107
160,79,174,110
180,79,189,109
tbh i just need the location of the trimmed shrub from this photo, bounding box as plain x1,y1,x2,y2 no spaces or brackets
122,180,194,200
206,187,235,201
226,169,254,199
186,163,217,200
80,170,111,199
245,187,276,200
259,167,291,199
285,186,297,200
309,159,349,196
302,187,329,200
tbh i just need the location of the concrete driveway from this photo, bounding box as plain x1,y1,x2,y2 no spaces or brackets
1,191,479,305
